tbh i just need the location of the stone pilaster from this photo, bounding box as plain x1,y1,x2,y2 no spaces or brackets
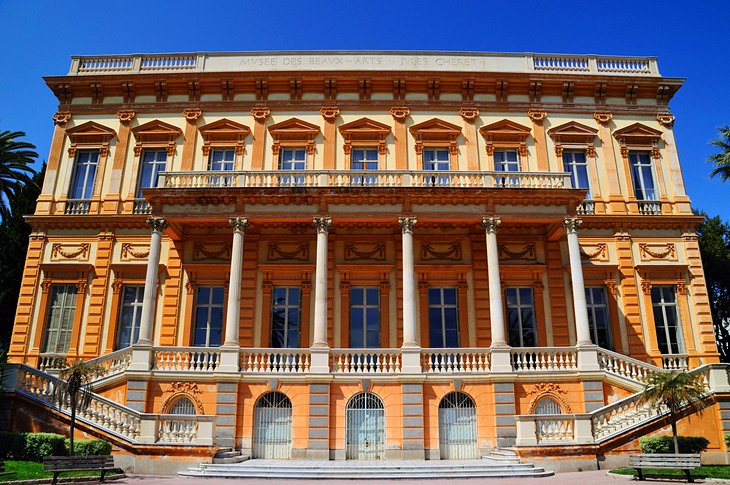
494,382,517,447
215,382,239,448
306,383,330,460
401,383,425,459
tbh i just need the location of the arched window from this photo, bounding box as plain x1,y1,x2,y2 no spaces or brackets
168,396,197,415
534,396,562,415
346,392,385,460
438,392,478,459
253,391,293,459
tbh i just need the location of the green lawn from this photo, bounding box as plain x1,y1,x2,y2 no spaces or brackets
0,460,123,482
612,465,730,480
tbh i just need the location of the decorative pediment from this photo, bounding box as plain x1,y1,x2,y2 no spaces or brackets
66,121,116,157
198,118,251,156
339,118,391,155
132,120,183,156
479,119,531,143
409,118,462,142
613,123,662,145
268,118,321,155
547,121,598,157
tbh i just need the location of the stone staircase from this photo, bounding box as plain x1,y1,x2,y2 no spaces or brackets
181,457,554,479
211,448,250,464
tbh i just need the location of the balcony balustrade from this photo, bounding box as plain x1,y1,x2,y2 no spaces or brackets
156,170,573,190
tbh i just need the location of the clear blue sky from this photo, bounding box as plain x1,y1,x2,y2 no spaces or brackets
1,0,728,219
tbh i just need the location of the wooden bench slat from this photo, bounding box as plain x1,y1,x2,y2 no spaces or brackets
42,456,116,485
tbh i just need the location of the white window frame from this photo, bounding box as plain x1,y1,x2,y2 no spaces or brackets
651,285,684,355
629,151,659,201
208,148,236,171
428,287,460,348
43,284,78,354
349,287,381,348
117,285,145,349
69,149,100,200
585,286,611,349
193,286,225,347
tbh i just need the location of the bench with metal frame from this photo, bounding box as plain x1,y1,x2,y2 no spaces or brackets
42,455,116,485
629,453,701,482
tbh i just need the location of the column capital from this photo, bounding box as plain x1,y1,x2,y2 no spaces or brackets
313,217,332,234
251,107,271,122
481,216,501,234
116,110,136,124
182,108,202,122
390,107,410,122
229,217,249,233
398,217,417,234
563,217,583,235
52,111,72,126
320,107,340,121
147,216,167,233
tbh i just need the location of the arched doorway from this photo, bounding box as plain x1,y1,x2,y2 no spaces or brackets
253,391,292,459
438,392,478,459
346,392,385,460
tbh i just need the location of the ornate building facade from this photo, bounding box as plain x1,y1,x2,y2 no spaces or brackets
7,51,729,472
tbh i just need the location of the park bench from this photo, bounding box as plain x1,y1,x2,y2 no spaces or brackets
629,453,701,482
43,455,116,485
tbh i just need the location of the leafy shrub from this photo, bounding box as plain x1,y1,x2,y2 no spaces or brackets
64,438,112,456
0,431,25,459
22,433,66,461
725,433,730,449
640,435,709,454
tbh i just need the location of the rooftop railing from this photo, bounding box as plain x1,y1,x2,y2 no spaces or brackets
156,170,573,190
67,52,661,77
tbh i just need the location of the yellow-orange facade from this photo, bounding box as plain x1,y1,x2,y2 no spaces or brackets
7,51,730,469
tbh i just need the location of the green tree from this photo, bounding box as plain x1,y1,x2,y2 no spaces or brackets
709,127,730,181
638,371,709,454
0,165,44,350
0,131,37,216
696,212,730,362
51,361,101,456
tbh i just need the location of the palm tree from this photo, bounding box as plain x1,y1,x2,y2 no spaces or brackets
709,126,730,182
51,361,101,455
638,371,709,454
0,131,38,216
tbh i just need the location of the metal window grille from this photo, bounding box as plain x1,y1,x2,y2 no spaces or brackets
346,392,385,460
438,392,478,460
253,392,293,459
169,397,197,415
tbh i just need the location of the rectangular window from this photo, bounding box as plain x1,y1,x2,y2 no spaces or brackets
493,149,521,172
43,284,78,354
117,285,144,349
69,150,99,199
585,287,611,349
271,287,301,348
423,148,451,186
506,287,536,347
349,287,380,348
428,287,459,348
351,149,379,186
629,151,657,201
137,149,167,196
209,148,235,171
651,286,683,355
193,286,224,347
563,150,592,195
278,148,307,186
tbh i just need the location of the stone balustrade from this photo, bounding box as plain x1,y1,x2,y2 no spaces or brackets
157,170,572,191
330,349,402,374
153,347,221,372
510,347,578,372
422,348,491,373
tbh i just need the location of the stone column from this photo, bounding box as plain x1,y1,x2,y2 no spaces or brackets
399,217,421,374
224,217,248,346
564,218,592,346
482,217,506,347
310,217,332,374
483,217,511,372
137,217,166,345
130,217,165,371
399,217,418,347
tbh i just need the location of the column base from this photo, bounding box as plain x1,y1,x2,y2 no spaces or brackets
577,345,600,371
490,345,512,373
128,345,153,371
217,346,241,373
400,347,422,374
309,347,331,373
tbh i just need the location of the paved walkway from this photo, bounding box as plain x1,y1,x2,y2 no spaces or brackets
115,470,693,484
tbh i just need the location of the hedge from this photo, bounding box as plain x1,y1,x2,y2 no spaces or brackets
0,432,111,461
639,435,709,454
725,433,730,449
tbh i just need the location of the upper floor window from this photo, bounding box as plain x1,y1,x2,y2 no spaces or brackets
69,150,99,200
193,286,224,347
278,148,307,187
585,286,611,349
43,284,78,354
271,287,301,348
428,287,459,348
651,286,683,355
423,148,451,187
493,149,521,172
350,287,380,348
506,287,536,347
117,285,144,349
137,149,167,196
629,151,657,201
352,149,379,171
209,148,235,171
563,150,591,196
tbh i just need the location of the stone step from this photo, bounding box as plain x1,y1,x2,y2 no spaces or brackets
180,459,553,479
212,448,250,464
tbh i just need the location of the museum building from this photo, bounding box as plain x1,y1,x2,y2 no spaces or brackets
6,50,730,471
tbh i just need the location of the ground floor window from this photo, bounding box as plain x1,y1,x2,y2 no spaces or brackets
346,392,385,460
253,391,292,459
438,392,478,459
